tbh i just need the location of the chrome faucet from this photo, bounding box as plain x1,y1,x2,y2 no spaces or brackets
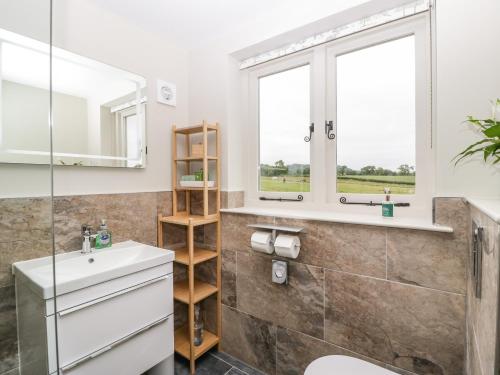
81,225,97,254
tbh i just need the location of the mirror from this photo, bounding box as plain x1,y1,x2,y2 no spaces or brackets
0,28,147,168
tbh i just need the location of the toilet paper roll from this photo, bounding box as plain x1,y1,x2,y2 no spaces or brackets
251,231,274,254
274,234,300,259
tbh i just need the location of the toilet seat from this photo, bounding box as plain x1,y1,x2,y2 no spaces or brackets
305,355,398,375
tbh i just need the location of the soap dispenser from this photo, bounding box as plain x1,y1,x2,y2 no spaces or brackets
382,188,394,218
95,219,112,249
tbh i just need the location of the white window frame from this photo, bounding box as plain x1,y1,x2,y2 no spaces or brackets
246,52,317,206
243,14,433,218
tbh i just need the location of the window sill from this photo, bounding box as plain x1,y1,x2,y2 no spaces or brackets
220,206,453,233
467,197,500,224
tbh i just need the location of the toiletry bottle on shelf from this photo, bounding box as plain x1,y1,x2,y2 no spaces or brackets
95,219,112,249
193,304,204,346
382,188,394,218
194,169,204,181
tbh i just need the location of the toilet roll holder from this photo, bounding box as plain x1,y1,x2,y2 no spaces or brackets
248,224,303,285
247,223,304,244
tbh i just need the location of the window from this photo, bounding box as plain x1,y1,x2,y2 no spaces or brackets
259,64,310,193
246,15,431,215
335,36,416,195
125,113,140,167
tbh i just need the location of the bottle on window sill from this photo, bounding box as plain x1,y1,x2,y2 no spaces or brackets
382,188,394,218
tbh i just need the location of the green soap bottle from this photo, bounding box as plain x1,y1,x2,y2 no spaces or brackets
95,219,112,249
382,188,394,218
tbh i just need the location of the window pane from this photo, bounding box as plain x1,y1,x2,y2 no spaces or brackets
259,65,310,192
336,36,416,195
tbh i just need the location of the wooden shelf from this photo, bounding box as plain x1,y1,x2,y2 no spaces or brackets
174,124,218,135
174,279,218,304
174,247,218,265
175,156,218,161
175,326,219,360
175,186,218,191
158,121,221,374
159,213,219,226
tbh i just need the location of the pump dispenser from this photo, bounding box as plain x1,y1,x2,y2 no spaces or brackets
95,219,112,249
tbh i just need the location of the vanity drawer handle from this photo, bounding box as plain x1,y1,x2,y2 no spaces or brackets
58,274,172,317
60,315,170,373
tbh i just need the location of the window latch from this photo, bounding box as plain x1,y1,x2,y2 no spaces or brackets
304,122,314,142
325,121,335,140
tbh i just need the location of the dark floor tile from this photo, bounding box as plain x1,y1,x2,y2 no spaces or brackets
225,368,246,375
0,368,19,375
174,353,232,375
211,351,266,375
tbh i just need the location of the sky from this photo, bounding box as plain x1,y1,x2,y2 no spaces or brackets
259,35,416,172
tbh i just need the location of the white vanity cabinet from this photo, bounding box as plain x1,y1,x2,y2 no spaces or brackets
13,241,175,375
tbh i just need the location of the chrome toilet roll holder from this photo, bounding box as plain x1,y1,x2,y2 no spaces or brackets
247,223,304,245
248,223,304,285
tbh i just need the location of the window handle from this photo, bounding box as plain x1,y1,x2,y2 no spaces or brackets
325,121,335,140
304,122,314,142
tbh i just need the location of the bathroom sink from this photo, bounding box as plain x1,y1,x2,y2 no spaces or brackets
13,240,175,299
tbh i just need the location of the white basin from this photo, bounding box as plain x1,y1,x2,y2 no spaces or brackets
13,240,175,299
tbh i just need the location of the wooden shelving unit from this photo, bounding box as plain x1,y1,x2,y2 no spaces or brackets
157,121,221,375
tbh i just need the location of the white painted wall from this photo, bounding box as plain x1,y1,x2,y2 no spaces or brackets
434,0,500,198
189,0,500,197
0,0,189,197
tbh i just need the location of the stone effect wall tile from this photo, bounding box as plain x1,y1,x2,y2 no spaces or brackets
386,198,469,294
237,252,324,339
325,270,465,375
322,223,386,278
221,213,274,252
387,228,467,293
0,198,53,288
221,207,468,375
221,191,244,209
222,305,277,375
434,197,470,242
222,250,237,308
466,206,499,375
466,321,483,375
0,286,18,375
387,197,469,294
53,192,160,252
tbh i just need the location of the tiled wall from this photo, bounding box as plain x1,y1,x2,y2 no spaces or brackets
0,190,241,375
0,192,175,375
0,192,475,375
466,206,500,375
220,198,469,375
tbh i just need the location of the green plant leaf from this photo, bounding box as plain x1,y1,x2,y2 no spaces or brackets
454,100,500,166
454,147,489,165
453,139,492,160
484,124,500,137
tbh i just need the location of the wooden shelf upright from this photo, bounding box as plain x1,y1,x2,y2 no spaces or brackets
157,121,221,375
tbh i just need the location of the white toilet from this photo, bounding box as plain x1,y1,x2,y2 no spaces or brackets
305,355,399,375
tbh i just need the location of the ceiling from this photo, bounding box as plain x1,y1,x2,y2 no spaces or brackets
88,0,370,51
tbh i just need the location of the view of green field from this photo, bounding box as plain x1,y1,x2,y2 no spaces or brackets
337,175,415,194
260,176,310,192
260,174,415,194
